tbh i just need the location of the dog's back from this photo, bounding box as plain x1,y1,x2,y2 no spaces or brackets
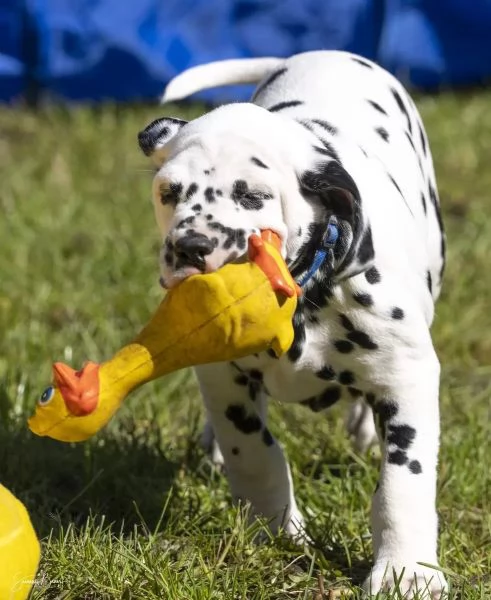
163,50,445,309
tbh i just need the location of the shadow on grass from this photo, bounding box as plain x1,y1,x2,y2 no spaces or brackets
0,415,204,538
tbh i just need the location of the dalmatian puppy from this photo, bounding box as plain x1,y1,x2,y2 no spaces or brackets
137,51,447,597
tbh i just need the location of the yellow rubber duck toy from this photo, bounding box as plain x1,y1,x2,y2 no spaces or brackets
28,231,300,443
0,484,40,600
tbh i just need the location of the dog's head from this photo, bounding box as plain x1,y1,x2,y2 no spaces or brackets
138,104,372,291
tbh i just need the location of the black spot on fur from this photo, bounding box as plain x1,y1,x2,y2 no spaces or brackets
418,122,427,156
304,278,332,310
391,307,404,320
313,144,338,159
231,179,271,211
204,169,210,175
428,182,445,268
347,330,378,350
388,172,404,197
252,67,288,100
348,387,363,398
365,393,376,406
231,447,240,455
249,369,263,381
287,310,305,362
312,119,339,136
367,100,388,115
317,365,336,380
339,370,355,385
387,424,416,450
391,87,413,134
376,400,398,438
164,252,172,266
409,460,422,474
303,386,342,412
421,191,427,215
236,230,247,251
216,190,223,196
206,214,213,221
365,266,381,284
427,270,433,294
191,203,202,212
375,127,389,142
251,156,269,169
357,227,375,264
208,221,237,250
340,314,355,331
234,374,248,386
353,292,373,307
262,428,274,446
334,340,354,353
268,100,304,112
297,226,302,237
185,183,198,200
388,450,408,465
225,404,262,434
405,130,416,151
204,187,215,203
352,56,373,69
176,215,195,229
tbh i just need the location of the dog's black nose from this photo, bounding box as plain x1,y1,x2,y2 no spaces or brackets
174,234,214,270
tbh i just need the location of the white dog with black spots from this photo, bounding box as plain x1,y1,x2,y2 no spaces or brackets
137,51,447,598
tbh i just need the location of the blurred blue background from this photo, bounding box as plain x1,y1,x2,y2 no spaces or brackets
2,0,491,104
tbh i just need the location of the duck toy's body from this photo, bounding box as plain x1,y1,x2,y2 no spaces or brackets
0,484,40,600
28,231,300,442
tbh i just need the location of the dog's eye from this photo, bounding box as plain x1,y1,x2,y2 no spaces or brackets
160,190,175,205
159,183,182,206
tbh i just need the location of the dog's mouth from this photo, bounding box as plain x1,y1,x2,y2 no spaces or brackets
160,265,207,289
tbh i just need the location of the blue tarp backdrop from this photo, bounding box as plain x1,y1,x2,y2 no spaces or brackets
1,0,491,104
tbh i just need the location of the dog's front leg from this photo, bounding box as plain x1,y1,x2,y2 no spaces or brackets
363,347,448,598
195,362,305,538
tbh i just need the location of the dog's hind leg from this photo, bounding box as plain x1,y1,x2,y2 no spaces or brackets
346,397,378,453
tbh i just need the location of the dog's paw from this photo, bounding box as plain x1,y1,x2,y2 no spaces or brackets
282,507,310,543
363,561,448,599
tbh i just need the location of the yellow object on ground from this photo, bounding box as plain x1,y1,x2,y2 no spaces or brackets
28,231,299,442
0,484,40,600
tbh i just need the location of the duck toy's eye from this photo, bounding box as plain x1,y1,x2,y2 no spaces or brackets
39,386,55,406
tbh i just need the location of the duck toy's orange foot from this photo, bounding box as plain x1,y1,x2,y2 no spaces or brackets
28,231,300,442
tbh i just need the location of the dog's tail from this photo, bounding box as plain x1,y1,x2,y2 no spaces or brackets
161,57,284,103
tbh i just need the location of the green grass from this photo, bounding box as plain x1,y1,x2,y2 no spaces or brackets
0,94,490,599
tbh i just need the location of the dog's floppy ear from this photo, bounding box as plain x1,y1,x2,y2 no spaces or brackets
299,160,360,223
299,159,374,277
137,117,188,166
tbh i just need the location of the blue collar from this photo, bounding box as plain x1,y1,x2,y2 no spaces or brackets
297,218,339,288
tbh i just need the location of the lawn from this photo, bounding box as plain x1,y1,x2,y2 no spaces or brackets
0,94,489,599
